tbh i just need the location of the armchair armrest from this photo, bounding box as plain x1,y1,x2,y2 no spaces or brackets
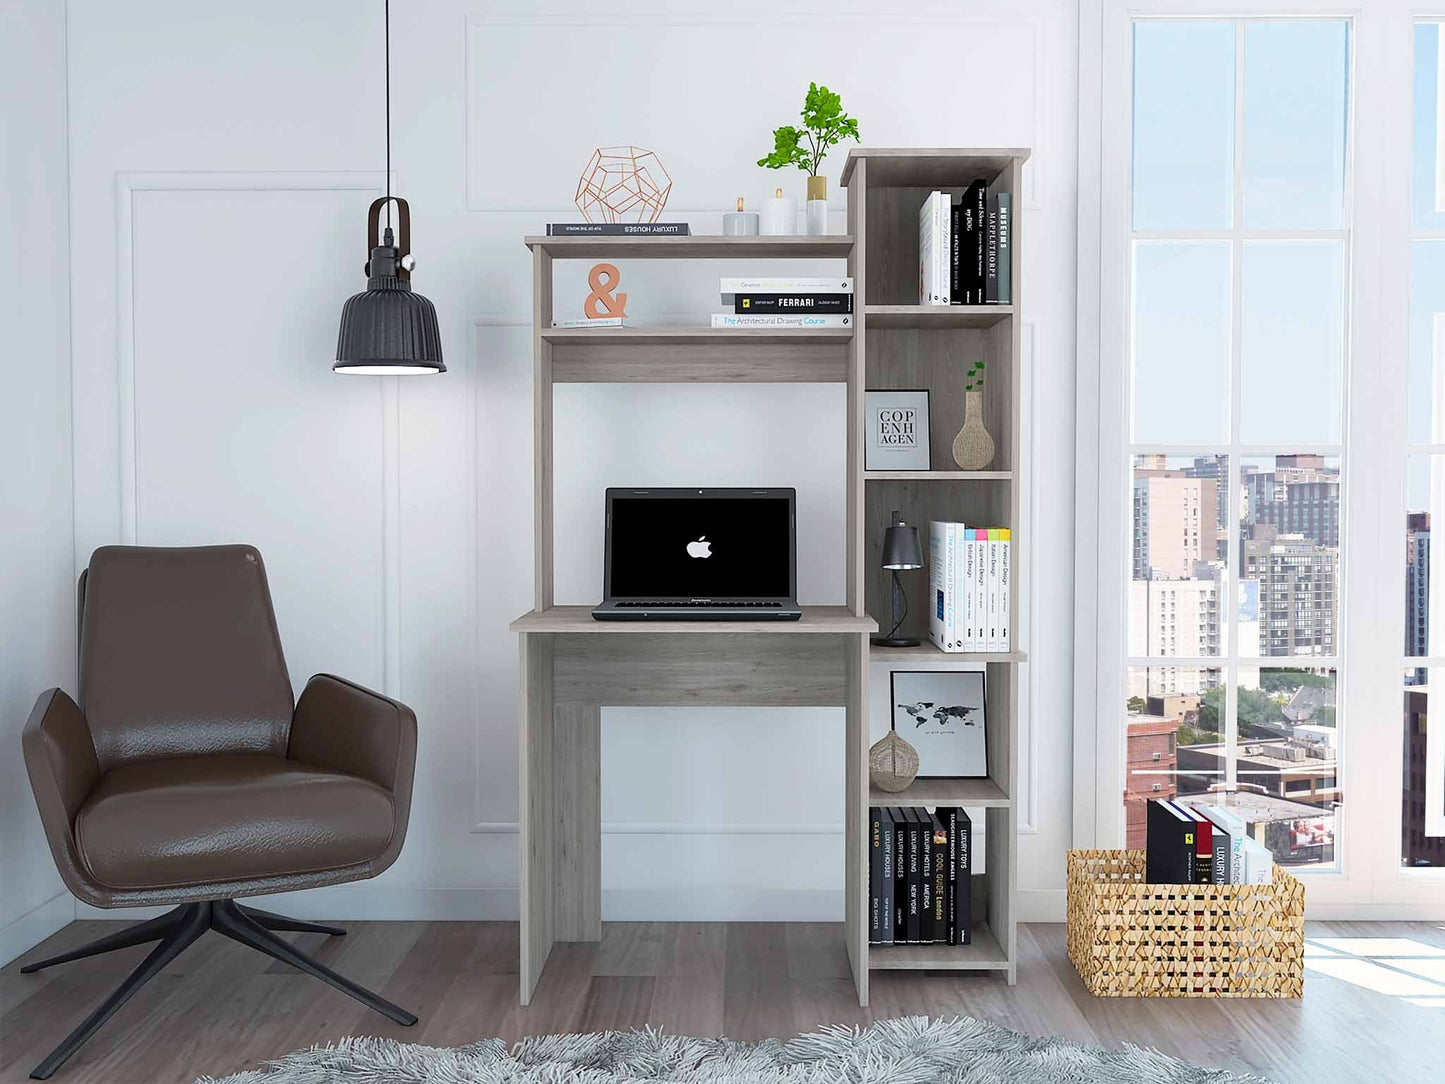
22,688,101,899
289,674,417,796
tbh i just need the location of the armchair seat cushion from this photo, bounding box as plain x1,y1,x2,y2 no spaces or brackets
74,754,395,891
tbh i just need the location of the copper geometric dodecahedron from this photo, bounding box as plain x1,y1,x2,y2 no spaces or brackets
574,146,673,223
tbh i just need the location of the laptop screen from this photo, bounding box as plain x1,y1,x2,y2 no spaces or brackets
607,491,793,599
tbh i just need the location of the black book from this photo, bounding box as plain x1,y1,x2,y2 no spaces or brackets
970,180,987,305
919,809,935,945
869,807,883,944
941,807,973,945
891,807,907,938
879,808,895,943
950,203,962,303
929,813,948,947
732,293,853,314
545,222,690,236
1146,799,1197,884
984,194,1000,304
903,808,922,944
959,197,977,304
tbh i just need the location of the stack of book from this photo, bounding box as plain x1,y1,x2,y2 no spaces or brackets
868,807,973,946
712,277,853,329
918,183,1011,306
928,522,1011,653
1146,799,1274,885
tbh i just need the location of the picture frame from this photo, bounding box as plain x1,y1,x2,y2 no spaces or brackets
865,389,931,471
889,669,988,778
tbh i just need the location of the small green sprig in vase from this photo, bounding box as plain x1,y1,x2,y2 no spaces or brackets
953,360,995,470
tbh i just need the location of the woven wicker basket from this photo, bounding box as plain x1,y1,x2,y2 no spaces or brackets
1066,849,1304,998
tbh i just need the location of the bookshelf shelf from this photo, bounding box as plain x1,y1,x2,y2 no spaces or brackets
524,234,855,260
541,327,854,346
863,304,1013,329
863,470,1012,483
869,642,1027,665
868,776,1009,807
868,922,1009,971
510,606,874,634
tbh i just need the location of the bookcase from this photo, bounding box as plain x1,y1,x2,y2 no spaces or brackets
512,148,1028,1006
844,149,1027,981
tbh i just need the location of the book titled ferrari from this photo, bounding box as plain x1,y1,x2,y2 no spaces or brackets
710,313,851,329
731,293,853,314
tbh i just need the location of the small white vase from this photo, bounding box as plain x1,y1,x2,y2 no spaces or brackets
805,175,828,236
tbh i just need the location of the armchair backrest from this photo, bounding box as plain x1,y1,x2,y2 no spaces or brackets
79,546,294,771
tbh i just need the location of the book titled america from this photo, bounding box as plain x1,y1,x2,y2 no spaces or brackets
1145,798,1197,884
732,293,853,314
545,222,690,235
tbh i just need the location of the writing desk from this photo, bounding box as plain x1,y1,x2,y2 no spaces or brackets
509,605,877,1004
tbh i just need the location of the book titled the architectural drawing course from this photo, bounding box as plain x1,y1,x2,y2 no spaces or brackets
710,313,851,328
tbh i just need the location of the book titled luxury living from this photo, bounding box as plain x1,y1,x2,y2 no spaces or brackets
892,807,908,938
710,313,851,329
731,293,853,314
545,222,689,235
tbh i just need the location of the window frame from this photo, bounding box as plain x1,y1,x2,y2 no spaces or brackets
1079,0,1445,913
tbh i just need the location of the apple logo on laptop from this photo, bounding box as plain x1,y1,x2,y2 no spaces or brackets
686,536,712,558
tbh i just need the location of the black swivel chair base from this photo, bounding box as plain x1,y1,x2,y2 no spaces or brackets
19,899,416,1079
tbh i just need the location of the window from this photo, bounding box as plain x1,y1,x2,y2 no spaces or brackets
1404,21,1445,867
1123,18,1349,869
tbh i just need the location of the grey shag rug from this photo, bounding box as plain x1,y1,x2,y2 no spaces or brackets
196,1016,1278,1084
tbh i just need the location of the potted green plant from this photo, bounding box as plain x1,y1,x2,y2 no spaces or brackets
758,83,861,234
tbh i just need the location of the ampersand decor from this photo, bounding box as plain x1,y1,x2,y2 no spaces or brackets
584,262,628,320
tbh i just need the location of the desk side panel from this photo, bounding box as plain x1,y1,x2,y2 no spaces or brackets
519,632,555,1002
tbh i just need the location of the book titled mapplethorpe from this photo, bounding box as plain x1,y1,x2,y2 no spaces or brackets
544,222,690,235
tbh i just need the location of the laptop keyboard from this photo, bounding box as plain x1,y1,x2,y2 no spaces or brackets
614,600,785,608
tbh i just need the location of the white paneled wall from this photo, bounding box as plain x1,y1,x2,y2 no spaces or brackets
47,0,1080,930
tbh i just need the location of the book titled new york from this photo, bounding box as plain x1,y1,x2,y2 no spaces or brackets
903,808,923,944
732,294,853,314
545,222,690,235
1145,799,1197,884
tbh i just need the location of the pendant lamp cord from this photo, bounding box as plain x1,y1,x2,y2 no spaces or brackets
384,0,391,232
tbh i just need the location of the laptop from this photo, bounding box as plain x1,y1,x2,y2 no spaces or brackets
591,488,802,620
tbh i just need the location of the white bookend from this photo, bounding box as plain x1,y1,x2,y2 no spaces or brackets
928,522,947,651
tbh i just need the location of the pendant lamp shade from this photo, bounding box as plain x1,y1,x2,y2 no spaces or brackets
335,197,445,375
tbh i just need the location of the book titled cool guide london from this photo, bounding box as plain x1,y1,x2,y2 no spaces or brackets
868,807,972,946
928,522,1011,652
917,186,1012,306
1144,798,1275,885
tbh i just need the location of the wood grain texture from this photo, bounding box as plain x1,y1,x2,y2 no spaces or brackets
509,607,876,634
551,633,850,707
518,632,555,1004
550,339,849,383
7,919,1444,1084
523,235,855,260
843,633,869,1005
864,305,1013,329
840,148,1031,188
867,776,1009,807
846,157,867,617
552,702,601,943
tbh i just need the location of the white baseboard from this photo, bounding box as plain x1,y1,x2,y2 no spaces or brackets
0,891,74,967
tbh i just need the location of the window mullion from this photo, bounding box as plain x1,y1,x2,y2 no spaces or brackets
1226,17,1248,792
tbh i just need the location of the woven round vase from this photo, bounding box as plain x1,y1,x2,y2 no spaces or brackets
869,730,920,793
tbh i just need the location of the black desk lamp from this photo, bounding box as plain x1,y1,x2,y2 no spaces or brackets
872,510,924,647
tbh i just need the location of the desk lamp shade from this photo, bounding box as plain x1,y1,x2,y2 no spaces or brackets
880,511,923,570
334,197,445,375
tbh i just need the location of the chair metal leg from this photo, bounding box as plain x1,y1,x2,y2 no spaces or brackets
211,900,415,1026
28,903,210,1080
236,904,346,937
20,906,190,974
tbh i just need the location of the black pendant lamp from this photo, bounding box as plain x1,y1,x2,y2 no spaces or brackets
334,0,445,375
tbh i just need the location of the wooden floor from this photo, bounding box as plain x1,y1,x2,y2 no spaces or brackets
3,919,1444,1083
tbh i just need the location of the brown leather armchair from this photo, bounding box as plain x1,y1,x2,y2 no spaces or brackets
21,545,419,1079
